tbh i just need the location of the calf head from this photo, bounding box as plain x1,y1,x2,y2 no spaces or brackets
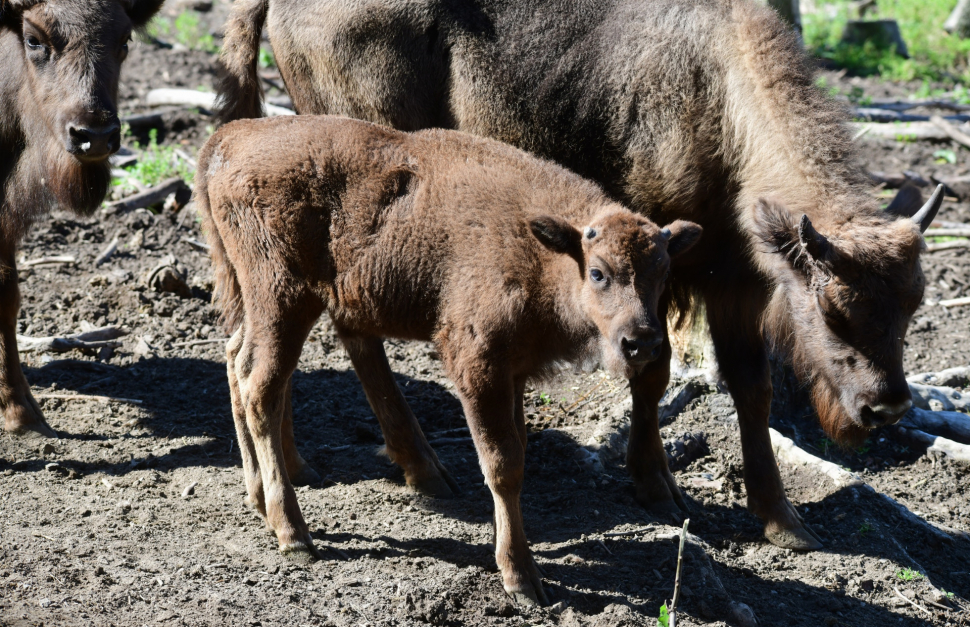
2,0,163,214
755,186,944,444
531,208,702,378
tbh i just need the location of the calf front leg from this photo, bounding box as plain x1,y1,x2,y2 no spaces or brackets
0,249,54,438
706,291,823,551
457,371,546,606
339,333,459,496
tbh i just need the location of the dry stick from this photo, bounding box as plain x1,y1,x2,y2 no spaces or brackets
94,232,121,266
19,255,76,268
102,178,186,215
668,518,690,627
602,525,657,538
181,237,210,252
927,241,970,252
931,115,970,148
938,295,970,308
170,338,227,348
35,393,142,405
924,228,970,237
893,586,933,616
17,326,126,353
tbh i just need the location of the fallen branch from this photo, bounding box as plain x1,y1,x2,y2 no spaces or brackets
19,255,76,268
170,338,227,348
896,426,970,463
868,170,930,189
926,241,970,252
924,228,970,237
931,115,970,148
901,407,970,443
181,237,211,252
94,233,120,267
849,121,958,141
602,525,657,538
103,177,187,215
35,393,142,405
855,108,970,124
908,382,970,413
668,518,690,627
145,88,295,117
865,99,970,113
908,366,970,388
17,326,126,354
893,586,933,616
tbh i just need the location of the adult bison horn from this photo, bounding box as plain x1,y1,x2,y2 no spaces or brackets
798,214,829,261
911,184,945,233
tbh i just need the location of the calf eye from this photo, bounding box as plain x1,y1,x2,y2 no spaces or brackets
590,268,605,283
25,35,44,50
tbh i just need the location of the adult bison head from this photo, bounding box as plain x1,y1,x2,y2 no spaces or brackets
1,0,163,214
755,185,943,444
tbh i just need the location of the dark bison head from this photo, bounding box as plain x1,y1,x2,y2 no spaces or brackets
531,207,702,379
755,185,943,444
1,0,163,214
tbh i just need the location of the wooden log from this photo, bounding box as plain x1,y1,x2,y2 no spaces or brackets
18,326,127,354
849,122,955,141
855,108,970,124
865,99,970,113
102,178,186,216
927,240,970,252
900,407,970,444
145,88,295,117
907,366,970,388
930,115,970,148
896,426,970,463
908,382,970,412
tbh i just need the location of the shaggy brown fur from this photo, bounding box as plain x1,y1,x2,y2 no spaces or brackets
216,0,941,552
0,0,164,437
197,115,701,605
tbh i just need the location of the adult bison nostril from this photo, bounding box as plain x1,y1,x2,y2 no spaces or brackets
864,399,913,426
621,336,663,364
68,123,120,161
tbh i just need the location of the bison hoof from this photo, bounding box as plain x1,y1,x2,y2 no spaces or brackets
764,522,823,551
411,466,461,498
4,410,58,439
290,464,322,487
279,539,320,562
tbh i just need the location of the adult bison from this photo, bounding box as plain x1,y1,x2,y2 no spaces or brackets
0,0,164,437
217,0,942,551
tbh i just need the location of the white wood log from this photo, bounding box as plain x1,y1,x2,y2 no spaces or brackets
145,88,295,117
897,426,970,463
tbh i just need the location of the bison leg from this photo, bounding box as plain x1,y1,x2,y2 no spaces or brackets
626,297,687,516
236,320,317,558
706,292,823,551
338,332,459,497
227,327,266,518
280,377,321,486
457,372,547,606
0,251,55,438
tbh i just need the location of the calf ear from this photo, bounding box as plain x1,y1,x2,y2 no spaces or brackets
530,216,582,257
123,0,166,28
662,220,702,258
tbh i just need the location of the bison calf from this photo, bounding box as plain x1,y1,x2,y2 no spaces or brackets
197,115,701,605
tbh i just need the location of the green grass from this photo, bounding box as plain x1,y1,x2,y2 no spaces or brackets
804,0,970,83
896,568,925,581
539,392,552,406
111,127,194,198
927,235,966,243
145,11,218,53
857,522,874,535
657,603,670,627
259,46,276,69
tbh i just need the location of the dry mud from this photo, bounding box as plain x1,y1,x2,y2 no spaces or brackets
1,8,969,627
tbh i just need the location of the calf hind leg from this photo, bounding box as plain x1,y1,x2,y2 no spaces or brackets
227,328,266,517
281,378,322,486
339,333,459,497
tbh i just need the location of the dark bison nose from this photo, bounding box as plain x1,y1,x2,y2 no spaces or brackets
862,398,912,427
621,335,663,365
68,122,120,161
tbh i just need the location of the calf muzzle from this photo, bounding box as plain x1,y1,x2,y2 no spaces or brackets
860,398,912,427
67,121,121,162
621,334,663,366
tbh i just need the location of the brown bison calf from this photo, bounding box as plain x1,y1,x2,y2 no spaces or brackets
197,115,701,605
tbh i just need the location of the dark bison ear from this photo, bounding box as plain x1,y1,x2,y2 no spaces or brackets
662,220,702,259
530,216,582,257
884,182,925,219
124,0,166,28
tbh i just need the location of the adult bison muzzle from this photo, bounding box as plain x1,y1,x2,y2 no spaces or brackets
0,0,164,437
216,0,942,552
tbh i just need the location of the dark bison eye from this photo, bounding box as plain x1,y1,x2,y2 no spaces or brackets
25,35,44,50
590,268,605,283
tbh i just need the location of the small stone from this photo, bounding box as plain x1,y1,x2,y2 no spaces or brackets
549,601,567,615
81,509,92,517
94,565,105,576
730,601,758,627
38,598,51,608
181,482,197,498
44,462,63,473
40,443,55,456
134,337,154,356
859,579,874,592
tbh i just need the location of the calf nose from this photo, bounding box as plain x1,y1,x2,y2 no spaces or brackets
621,335,663,365
68,122,120,161
865,398,912,426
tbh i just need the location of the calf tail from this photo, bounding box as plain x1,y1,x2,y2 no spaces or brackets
215,0,269,124
194,143,244,334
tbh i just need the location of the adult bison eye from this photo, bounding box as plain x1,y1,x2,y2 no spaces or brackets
590,268,605,283
25,35,44,51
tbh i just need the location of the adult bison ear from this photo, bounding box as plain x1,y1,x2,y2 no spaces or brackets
530,216,582,258
753,198,821,271
123,0,166,28
798,214,830,262
884,182,926,219
661,220,703,259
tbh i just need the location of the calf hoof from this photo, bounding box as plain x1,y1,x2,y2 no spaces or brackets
4,407,58,439
279,537,321,562
410,464,461,498
764,520,823,551
290,463,321,487
504,558,549,606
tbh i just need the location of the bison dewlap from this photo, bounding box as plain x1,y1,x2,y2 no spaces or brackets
196,115,701,606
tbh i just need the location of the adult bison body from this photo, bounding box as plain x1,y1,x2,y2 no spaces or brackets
217,0,942,550
0,0,164,437
197,114,701,604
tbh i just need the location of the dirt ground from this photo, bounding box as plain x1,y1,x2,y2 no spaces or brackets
1,5,969,627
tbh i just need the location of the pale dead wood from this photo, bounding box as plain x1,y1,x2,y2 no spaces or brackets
181,237,211,252
893,586,933,616
849,121,956,141
17,326,126,354
901,407,970,443
94,233,120,267
19,255,76,268
35,393,142,405
930,115,970,148
926,241,970,252
147,88,295,117
907,382,970,413
102,177,186,215
170,338,227,348
938,295,970,308
865,99,970,113
924,228,970,237
896,426,970,462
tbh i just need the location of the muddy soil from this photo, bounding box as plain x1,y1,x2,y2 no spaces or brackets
1,7,969,627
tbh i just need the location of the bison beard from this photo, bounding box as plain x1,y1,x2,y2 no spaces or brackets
2,134,110,241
